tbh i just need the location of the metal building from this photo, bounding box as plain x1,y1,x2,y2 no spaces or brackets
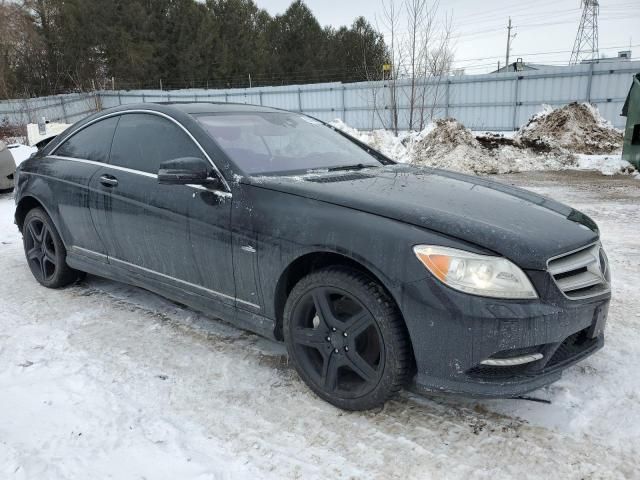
622,73,640,168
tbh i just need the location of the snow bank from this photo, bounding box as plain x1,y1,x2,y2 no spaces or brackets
515,102,623,155
411,119,576,175
330,108,635,177
576,154,640,178
330,119,414,163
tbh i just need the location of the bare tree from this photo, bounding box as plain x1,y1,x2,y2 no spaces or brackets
377,0,455,134
404,0,428,131
380,0,404,135
418,11,454,127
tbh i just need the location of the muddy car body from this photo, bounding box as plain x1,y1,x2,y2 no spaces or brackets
13,103,611,410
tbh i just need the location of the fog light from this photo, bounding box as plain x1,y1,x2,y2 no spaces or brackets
480,353,543,366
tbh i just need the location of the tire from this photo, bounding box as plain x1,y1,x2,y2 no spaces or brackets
283,267,411,410
22,207,83,288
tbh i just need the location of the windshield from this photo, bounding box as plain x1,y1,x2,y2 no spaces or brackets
197,112,383,175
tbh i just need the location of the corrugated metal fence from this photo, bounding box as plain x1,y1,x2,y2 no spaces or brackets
2,60,638,131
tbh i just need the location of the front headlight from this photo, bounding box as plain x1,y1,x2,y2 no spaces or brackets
413,245,538,299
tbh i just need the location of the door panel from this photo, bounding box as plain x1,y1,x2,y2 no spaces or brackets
87,112,236,309
89,168,201,285
42,115,119,257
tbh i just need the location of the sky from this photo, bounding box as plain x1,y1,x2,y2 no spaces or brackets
255,0,638,74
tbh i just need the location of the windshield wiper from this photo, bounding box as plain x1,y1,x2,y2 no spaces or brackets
327,163,374,172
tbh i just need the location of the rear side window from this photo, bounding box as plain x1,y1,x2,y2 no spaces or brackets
109,114,202,174
55,117,118,162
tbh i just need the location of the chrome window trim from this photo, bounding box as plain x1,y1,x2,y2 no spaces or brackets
70,246,259,309
50,109,231,192
49,154,231,198
546,241,610,300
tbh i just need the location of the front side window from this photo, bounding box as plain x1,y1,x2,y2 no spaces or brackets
55,117,119,162
197,113,383,175
110,114,202,174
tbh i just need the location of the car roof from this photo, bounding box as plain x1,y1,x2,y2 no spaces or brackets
158,102,284,115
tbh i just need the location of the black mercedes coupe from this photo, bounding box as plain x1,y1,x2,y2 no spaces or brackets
14,103,611,410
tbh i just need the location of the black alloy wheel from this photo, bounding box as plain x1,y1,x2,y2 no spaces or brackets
284,267,410,410
22,208,83,288
24,216,57,282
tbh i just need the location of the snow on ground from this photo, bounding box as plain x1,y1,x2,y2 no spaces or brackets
1,171,639,479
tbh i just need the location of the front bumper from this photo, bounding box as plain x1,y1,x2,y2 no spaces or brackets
399,269,610,398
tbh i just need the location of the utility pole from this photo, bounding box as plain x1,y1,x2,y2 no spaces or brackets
570,0,600,64
505,17,516,69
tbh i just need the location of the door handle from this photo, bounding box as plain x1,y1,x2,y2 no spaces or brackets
100,174,118,187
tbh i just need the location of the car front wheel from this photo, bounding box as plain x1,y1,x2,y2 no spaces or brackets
22,207,83,288
283,267,411,410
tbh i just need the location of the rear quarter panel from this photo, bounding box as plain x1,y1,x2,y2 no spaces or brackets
15,156,106,254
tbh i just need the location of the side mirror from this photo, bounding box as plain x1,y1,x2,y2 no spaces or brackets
158,157,222,188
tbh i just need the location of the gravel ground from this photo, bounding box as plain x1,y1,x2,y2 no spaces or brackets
1,171,638,479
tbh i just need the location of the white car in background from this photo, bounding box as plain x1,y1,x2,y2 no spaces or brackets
0,141,17,192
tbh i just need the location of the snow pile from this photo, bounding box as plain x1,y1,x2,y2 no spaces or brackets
329,111,636,176
409,118,577,175
576,154,639,177
516,102,623,155
330,119,414,163
410,118,500,174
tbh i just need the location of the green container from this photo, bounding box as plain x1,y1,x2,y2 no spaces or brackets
622,73,640,169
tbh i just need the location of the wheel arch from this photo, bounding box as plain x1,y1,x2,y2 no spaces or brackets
15,195,64,245
273,250,403,341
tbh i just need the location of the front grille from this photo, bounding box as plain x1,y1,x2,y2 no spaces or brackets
548,243,609,299
467,363,532,379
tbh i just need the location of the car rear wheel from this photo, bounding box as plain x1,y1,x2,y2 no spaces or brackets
22,208,83,288
283,267,411,410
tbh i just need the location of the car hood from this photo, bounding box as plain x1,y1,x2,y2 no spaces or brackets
247,165,599,270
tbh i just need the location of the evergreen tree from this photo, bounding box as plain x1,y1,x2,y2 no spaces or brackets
0,0,391,98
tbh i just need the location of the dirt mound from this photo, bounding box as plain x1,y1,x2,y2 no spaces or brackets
416,118,480,151
411,118,577,175
411,119,493,174
516,102,623,155
475,133,517,149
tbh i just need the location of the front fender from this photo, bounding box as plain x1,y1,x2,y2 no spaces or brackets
245,185,488,322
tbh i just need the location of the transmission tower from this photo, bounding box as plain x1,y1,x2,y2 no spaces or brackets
570,0,599,64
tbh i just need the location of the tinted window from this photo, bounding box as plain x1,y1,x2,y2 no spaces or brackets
197,113,382,175
56,117,118,162
110,114,202,173
632,124,640,145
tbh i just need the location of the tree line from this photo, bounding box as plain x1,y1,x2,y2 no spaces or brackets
0,0,389,99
